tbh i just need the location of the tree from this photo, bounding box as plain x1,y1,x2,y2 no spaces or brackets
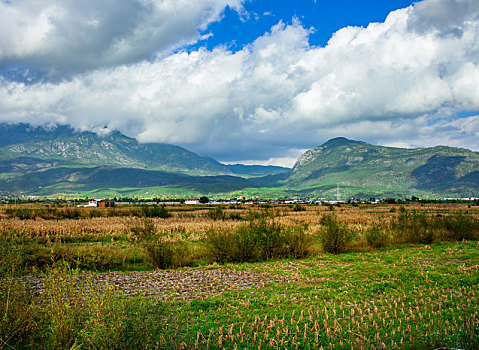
199,196,209,204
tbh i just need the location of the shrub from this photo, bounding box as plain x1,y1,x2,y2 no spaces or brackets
145,239,176,269
0,277,39,349
0,230,27,276
24,244,148,271
365,226,390,248
286,225,312,258
0,231,39,349
228,212,243,221
42,261,129,349
42,261,84,349
5,207,86,220
61,207,81,219
391,210,433,244
139,204,171,219
205,228,240,263
78,283,126,349
293,203,306,212
130,218,190,269
88,209,103,218
207,206,226,220
436,212,478,241
319,214,355,254
130,217,157,241
206,211,311,263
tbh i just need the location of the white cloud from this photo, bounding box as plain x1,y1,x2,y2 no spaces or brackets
0,0,479,166
407,0,479,35
223,154,303,168
0,0,243,77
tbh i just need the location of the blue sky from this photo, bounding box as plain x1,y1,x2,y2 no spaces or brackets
0,0,478,166
198,0,416,51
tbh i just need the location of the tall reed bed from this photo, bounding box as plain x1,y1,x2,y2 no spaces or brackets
0,204,478,272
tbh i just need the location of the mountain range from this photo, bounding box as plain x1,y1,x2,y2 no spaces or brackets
289,137,479,199
0,123,288,198
0,123,478,199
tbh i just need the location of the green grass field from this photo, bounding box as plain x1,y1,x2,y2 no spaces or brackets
155,242,479,349
1,203,478,349
1,241,477,349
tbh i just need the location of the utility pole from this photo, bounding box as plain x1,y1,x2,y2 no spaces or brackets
336,184,340,201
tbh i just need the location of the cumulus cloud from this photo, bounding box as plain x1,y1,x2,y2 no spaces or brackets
0,0,479,164
0,0,243,77
407,0,479,35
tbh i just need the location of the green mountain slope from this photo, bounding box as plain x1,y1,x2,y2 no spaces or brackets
0,166,253,196
0,123,230,175
2,125,478,199
288,137,479,198
203,158,290,177
225,164,290,177
0,123,289,197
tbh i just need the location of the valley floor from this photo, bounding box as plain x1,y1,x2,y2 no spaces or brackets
1,203,478,349
3,241,479,349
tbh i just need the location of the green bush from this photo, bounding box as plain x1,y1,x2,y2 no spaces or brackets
145,240,176,269
0,277,39,349
228,212,243,221
319,214,355,254
206,211,311,263
41,261,133,349
5,207,57,220
391,210,433,244
42,261,84,349
286,225,312,258
205,228,238,263
0,230,27,277
88,209,103,218
139,204,171,219
293,203,306,212
0,231,39,349
78,283,126,349
365,226,390,248
130,218,191,269
390,209,477,244
436,212,478,241
0,233,166,349
23,244,147,271
207,206,226,220
5,207,85,220
60,208,81,219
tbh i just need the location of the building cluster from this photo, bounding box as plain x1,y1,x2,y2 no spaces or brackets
77,199,115,207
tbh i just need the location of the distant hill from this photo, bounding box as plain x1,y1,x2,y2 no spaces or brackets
0,123,287,197
0,123,230,175
288,137,479,198
203,158,290,177
0,166,253,196
1,124,478,198
225,164,290,177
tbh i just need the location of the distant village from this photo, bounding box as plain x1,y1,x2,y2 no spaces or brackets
3,195,478,207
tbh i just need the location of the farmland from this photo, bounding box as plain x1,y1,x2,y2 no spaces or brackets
1,202,478,349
